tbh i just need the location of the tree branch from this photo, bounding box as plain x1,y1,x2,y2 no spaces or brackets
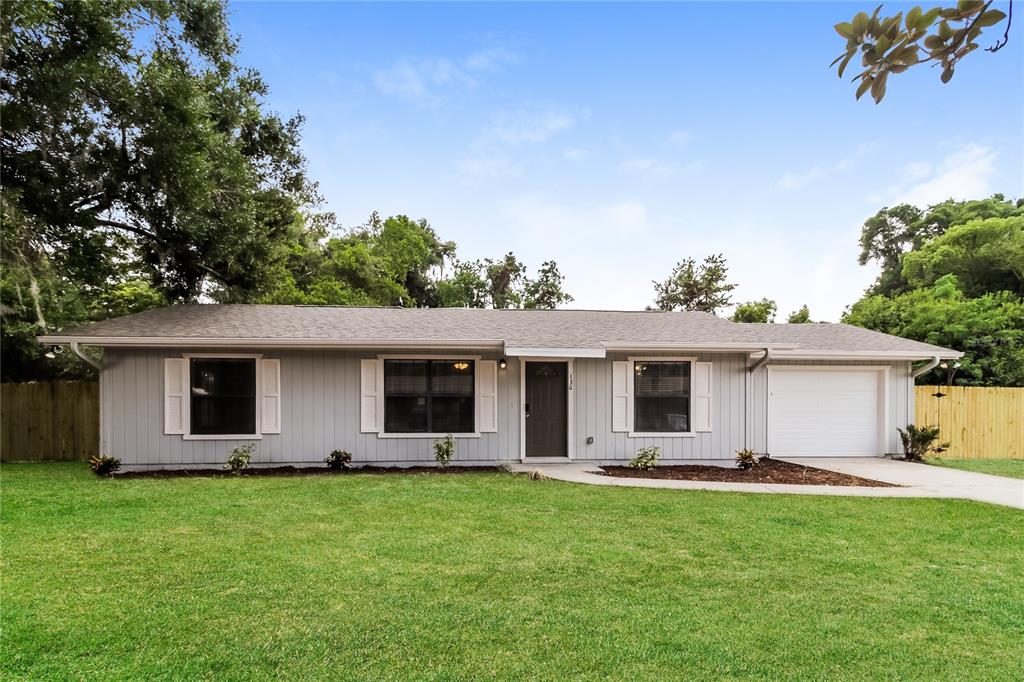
986,0,1013,52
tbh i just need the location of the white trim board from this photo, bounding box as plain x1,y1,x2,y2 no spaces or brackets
519,358,576,461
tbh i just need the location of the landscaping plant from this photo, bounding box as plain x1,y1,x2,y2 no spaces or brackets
224,444,254,473
434,434,454,467
325,450,352,471
630,446,661,470
897,425,948,462
735,449,759,470
88,455,121,477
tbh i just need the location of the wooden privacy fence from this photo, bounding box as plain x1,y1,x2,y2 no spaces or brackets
1,382,99,462
915,386,1024,459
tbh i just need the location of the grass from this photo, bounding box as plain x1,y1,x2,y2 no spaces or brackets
2,463,1023,681
926,457,1024,480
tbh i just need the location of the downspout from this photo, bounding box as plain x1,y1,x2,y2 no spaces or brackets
911,355,940,379
70,341,102,371
747,348,772,455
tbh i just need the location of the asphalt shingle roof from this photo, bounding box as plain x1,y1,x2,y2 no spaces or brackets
39,305,959,358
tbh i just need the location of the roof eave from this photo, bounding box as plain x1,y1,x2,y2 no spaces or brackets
764,349,963,361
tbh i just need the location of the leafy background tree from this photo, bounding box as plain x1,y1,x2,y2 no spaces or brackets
732,298,777,323
845,195,1024,386
652,254,737,314
786,305,813,324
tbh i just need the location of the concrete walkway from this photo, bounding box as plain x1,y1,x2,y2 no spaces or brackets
510,459,1024,509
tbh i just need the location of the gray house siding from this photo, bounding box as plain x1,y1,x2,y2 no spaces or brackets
574,352,749,462
101,348,521,467
100,348,914,467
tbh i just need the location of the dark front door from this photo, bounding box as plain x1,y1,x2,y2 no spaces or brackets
525,361,568,458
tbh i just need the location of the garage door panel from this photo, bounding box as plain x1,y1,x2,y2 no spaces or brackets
769,369,882,457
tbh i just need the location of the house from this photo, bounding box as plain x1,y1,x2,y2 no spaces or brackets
39,305,961,468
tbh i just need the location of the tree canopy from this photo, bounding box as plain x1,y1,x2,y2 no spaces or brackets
653,254,737,314
786,305,812,324
846,195,1024,387
731,298,777,323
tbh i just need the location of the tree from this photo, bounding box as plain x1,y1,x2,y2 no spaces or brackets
523,261,574,309
843,274,1024,386
786,305,812,324
2,0,331,378
484,253,525,309
902,217,1024,297
831,2,1011,103
857,195,1023,296
653,254,737,314
731,298,777,323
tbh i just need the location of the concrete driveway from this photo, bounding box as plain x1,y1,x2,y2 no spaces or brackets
781,458,1024,510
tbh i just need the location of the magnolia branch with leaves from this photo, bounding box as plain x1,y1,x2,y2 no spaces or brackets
832,1,1011,103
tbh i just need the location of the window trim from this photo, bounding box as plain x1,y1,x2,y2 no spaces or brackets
375,354,483,439
627,355,697,438
181,353,264,440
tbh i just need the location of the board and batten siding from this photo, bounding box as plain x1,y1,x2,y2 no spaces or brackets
573,353,749,461
748,359,913,456
100,348,915,466
100,348,520,467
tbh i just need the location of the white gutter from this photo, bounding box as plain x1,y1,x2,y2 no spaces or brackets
603,342,798,352
912,356,942,379
505,347,606,358
70,341,102,371
765,349,963,361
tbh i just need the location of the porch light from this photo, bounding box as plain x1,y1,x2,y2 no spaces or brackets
499,358,507,369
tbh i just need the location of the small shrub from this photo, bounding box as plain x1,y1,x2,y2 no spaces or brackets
898,425,948,462
224,444,254,472
629,446,661,470
735,449,759,470
325,449,352,470
89,455,121,476
498,462,515,474
528,469,548,481
434,434,454,468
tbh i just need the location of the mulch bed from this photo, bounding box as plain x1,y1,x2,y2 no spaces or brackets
114,465,502,479
600,459,896,487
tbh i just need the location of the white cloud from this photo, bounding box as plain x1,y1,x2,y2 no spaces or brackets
620,157,677,178
776,167,821,190
563,148,589,161
893,144,997,207
463,47,522,72
372,57,475,107
486,108,576,144
372,46,520,107
455,155,523,181
668,131,692,146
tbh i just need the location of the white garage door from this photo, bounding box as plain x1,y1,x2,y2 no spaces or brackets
769,368,883,457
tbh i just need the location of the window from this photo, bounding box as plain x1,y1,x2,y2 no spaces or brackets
190,358,257,435
384,359,475,433
634,360,690,433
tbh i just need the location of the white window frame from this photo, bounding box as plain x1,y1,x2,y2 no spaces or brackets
181,353,264,441
627,355,697,438
375,354,483,439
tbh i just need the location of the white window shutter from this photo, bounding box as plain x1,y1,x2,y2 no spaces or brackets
164,358,187,434
612,361,629,432
360,359,380,433
477,360,498,432
694,361,713,432
260,359,281,434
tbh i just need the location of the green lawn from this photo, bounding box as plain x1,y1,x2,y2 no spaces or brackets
927,457,1024,480
3,464,1022,680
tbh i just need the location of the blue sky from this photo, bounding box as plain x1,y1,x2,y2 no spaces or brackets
229,1,1022,320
